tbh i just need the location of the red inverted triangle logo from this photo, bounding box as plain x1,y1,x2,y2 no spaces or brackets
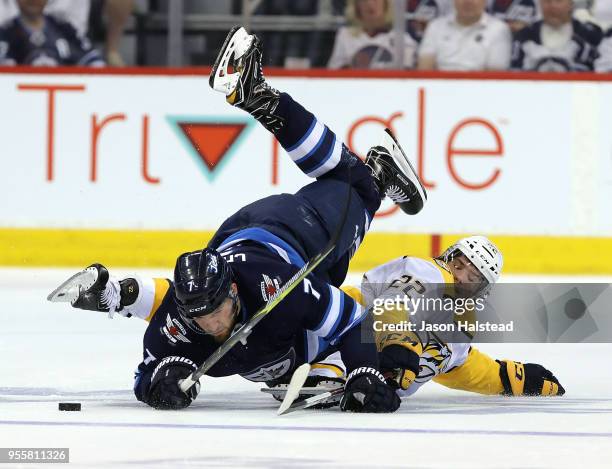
177,123,247,172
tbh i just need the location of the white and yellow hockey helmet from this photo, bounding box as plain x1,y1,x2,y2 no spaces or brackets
439,235,503,285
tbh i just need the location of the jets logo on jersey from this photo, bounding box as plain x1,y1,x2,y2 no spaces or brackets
241,348,296,382
260,274,281,302
161,313,191,344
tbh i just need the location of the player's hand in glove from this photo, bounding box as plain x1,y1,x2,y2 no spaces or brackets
498,360,565,396
340,367,400,413
145,356,201,410
379,344,420,390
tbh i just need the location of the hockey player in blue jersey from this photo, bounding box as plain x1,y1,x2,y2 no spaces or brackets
48,26,427,412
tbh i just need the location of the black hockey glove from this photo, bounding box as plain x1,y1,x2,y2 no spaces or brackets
498,360,565,396
340,367,400,413
379,344,420,390
145,356,201,410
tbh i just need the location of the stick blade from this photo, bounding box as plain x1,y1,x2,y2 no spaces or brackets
277,364,311,416
278,388,343,415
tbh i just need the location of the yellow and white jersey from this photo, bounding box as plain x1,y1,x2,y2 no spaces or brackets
347,256,472,397
361,255,453,306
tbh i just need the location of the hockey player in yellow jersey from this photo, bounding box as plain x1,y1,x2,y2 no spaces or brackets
338,235,566,399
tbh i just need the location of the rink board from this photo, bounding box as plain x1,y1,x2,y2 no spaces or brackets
3,227,612,275
1,69,612,273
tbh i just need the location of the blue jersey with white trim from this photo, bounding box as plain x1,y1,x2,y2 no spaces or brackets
0,15,104,66
511,19,603,71
133,241,375,402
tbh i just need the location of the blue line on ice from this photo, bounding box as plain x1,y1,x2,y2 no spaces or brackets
1,420,611,438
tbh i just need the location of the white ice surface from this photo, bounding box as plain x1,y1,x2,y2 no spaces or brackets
1,268,612,468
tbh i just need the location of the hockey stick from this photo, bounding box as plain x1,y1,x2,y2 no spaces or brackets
265,363,345,416
261,386,327,398
277,363,311,415
278,386,345,416
179,168,353,393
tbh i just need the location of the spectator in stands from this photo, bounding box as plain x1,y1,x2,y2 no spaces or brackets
511,0,603,71
488,0,540,34
328,0,418,69
417,0,512,70
0,0,105,65
0,0,132,65
406,0,448,43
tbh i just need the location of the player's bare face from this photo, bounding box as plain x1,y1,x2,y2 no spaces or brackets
541,0,572,28
194,297,237,341
449,254,486,296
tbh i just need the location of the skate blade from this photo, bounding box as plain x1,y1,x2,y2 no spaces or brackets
381,128,428,206
47,268,98,303
209,26,253,95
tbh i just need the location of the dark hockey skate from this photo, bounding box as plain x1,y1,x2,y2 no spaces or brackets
209,26,284,132
263,375,345,409
47,263,129,317
366,128,428,215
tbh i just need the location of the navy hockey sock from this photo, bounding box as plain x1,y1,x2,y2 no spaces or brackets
274,93,381,217
274,93,343,178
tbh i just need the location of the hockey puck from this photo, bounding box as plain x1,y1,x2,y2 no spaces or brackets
58,402,81,411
